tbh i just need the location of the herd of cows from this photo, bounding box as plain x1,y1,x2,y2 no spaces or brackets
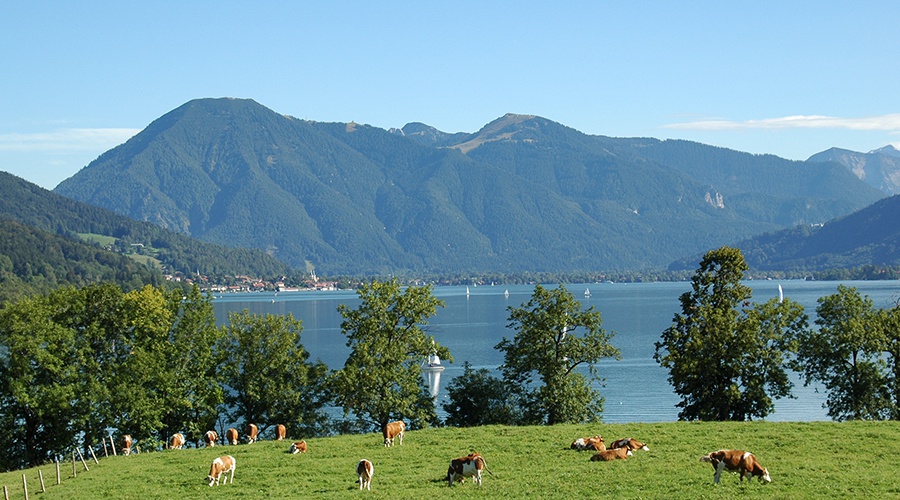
116,421,771,489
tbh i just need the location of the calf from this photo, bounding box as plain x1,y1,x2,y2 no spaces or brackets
608,437,649,452
225,428,239,445
571,436,605,451
447,453,488,486
289,440,307,454
169,433,185,450
207,455,236,486
121,434,133,456
700,449,771,484
246,423,259,444
357,459,374,491
590,447,632,461
204,430,218,447
383,420,405,447
275,424,286,441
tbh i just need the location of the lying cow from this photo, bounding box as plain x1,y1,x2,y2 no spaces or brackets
383,420,405,447
447,453,488,486
700,449,771,484
122,434,133,456
225,428,238,445
289,440,307,454
204,430,218,447
608,437,649,452
357,459,374,491
170,433,185,450
246,423,259,444
590,447,632,461
207,455,236,486
275,424,286,441
571,436,605,451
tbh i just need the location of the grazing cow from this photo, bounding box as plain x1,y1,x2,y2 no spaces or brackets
446,453,488,487
204,430,218,447
169,433,185,450
207,455,236,486
590,447,632,461
275,424,286,441
122,434,133,456
608,437,649,452
383,420,405,447
289,440,307,454
700,449,771,484
571,436,605,451
225,428,239,445
357,459,374,491
246,423,259,444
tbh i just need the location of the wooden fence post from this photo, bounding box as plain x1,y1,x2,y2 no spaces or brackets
72,452,76,478
102,439,109,457
89,446,99,464
56,459,61,485
21,474,27,500
3,484,8,500
109,436,117,456
38,470,45,493
76,448,89,471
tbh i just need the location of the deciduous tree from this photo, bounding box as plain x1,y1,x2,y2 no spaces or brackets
442,362,519,426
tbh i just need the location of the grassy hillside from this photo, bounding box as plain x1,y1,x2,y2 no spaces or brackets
4,421,898,499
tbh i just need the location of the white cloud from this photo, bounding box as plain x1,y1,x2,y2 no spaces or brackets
0,128,140,152
665,114,900,131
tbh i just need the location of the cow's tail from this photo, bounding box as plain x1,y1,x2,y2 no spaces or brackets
479,457,494,476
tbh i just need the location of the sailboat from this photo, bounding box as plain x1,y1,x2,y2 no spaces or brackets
778,284,784,303
504,289,509,298
422,343,444,399
584,287,591,297
466,286,470,297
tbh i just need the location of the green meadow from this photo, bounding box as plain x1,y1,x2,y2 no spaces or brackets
3,421,898,499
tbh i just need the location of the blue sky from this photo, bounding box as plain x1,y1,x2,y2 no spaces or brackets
2,2,899,190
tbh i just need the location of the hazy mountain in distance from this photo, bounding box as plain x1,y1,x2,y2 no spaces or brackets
808,145,900,195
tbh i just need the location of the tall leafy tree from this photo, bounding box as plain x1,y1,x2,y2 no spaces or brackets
330,278,450,432
442,362,519,427
791,285,888,420
496,284,620,425
220,311,329,437
654,246,805,421
880,302,900,420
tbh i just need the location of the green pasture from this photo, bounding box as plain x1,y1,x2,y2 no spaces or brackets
2,421,898,499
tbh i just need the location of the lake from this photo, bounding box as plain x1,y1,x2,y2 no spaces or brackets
212,280,900,423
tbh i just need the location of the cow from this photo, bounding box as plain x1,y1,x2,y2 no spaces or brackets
204,430,218,447
571,436,605,451
225,428,239,445
121,434,133,456
207,455,236,486
446,453,488,487
289,440,307,454
590,447,632,461
246,423,259,444
356,459,374,491
275,424,286,441
170,433,185,450
383,420,405,447
700,449,771,484
608,437,649,452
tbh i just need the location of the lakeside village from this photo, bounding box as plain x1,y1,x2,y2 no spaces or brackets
164,270,340,294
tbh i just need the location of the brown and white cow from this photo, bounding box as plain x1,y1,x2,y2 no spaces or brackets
700,449,771,484
356,459,374,491
571,436,605,451
121,434,133,456
590,447,632,461
289,440,307,454
169,432,185,450
207,455,236,487
608,437,649,452
446,453,488,487
204,430,218,447
275,424,286,441
383,420,405,447
246,423,259,444
225,428,239,445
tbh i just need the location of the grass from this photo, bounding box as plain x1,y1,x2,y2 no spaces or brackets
3,421,899,499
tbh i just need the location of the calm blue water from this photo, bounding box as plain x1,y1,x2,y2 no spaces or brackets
212,280,900,423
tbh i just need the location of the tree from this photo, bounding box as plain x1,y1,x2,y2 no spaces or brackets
496,284,620,425
330,278,451,432
654,246,805,421
220,311,329,437
791,285,888,420
442,362,519,427
880,302,900,420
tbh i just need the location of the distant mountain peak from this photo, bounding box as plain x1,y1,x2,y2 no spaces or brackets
871,144,900,158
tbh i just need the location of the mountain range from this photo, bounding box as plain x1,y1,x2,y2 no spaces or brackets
808,145,900,196
51,98,887,275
